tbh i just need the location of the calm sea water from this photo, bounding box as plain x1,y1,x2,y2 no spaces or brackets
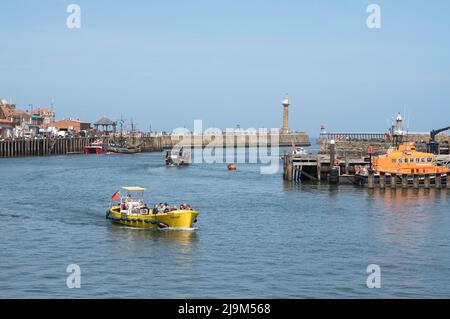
0,149,449,298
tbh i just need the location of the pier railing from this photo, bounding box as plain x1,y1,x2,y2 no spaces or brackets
319,132,388,141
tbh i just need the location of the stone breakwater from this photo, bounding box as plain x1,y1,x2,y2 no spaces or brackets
159,132,310,148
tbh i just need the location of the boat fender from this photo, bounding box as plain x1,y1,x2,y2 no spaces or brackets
137,219,142,222
132,219,138,222
150,219,158,225
157,222,169,229
193,219,197,223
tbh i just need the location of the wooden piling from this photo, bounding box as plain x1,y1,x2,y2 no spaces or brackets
317,161,321,183
401,174,408,189
379,172,385,189
436,174,441,189
286,162,293,181
368,170,374,189
413,174,419,189
391,173,397,189
424,174,430,189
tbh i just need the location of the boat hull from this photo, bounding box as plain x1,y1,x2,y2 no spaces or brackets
108,146,141,154
106,206,199,229
84,146,106,154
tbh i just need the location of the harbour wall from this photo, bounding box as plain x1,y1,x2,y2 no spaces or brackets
0,132,310,158
155,132,310,149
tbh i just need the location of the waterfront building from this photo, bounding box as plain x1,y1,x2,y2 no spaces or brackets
0,119,13,138
31,107,55,124
47,119,91,134
94,117,116,134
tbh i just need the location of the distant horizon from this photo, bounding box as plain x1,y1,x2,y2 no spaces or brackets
1,1,450,135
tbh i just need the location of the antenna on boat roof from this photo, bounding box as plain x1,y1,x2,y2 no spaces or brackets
404,106,412,144
407,110,411,133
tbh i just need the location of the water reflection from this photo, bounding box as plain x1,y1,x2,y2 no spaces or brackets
367,189,448,253
106,223,199,254
369,188,447,210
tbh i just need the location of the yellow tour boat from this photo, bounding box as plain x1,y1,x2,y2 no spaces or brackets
106,186,199,229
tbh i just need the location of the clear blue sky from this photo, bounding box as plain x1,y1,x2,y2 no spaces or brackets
1,0,449,135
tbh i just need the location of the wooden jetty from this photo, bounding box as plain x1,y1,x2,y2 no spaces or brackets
0,137,93,158
283,153,370,183
363,170,450,190
0,135,166,158
283,153,450,189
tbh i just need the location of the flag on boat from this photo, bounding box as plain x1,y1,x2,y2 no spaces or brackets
111,191,121,202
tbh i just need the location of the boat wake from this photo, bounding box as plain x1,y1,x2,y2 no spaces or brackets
159,226,198,232
117,225,198,232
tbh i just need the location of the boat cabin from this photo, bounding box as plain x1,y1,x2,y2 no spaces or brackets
118,186,149,215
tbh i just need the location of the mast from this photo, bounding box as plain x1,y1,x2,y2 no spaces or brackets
119,114,124,146
131,118,135,146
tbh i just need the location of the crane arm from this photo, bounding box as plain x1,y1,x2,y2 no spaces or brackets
430,126,450,141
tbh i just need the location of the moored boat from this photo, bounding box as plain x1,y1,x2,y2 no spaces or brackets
84,140,107,154
354,143,449,185
107,145,141,154
165,147,189,166
372,143,450,175
106,186,199,229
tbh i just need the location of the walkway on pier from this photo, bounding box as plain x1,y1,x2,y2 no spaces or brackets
319,132,388,141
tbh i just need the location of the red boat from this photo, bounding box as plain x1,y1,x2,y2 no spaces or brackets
84,141,107,154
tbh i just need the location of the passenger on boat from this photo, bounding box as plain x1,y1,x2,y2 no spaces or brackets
139,200,147,208
152,204,158,214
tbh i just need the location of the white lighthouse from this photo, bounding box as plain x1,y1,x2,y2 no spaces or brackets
281,95,290,133
394,112,405,136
